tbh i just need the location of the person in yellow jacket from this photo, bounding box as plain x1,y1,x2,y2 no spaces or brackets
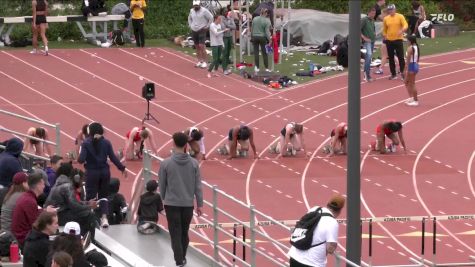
383,4,408,80
130,0,146,47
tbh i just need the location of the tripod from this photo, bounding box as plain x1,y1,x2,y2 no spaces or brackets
142,99,159,124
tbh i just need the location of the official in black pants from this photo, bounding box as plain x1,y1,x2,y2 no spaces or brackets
130,0,146,47
386,39,405,78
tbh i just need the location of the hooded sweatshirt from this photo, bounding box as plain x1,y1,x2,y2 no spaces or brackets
188,6,213,32
138,191,163,222
0,137,24,187
78,137,125,171
159,152,203,208
44,175,91,225
23,228,51,267
107,178,126,225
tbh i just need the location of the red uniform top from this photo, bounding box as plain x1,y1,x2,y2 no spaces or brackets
126,129,141,142
376,121,395,136
331,123,347,139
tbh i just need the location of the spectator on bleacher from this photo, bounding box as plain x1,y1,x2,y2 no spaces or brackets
251,8,272,73
0,172,28,232
46,222,91,267
123,126,158,161
24,127,52,157
188,0,213,69
288,195,345,267
51,251,74,267
184,126,206,161
0,137,24,188
137,180,163,234
45,162,97,239
31,0,49,56
159,132,203,267
107,178,127,225
222,10,236,75
31,168,50,207
46,155,63,194
73,124,89,161
23,211,58,267
78,122,127,228
130,0,147,48
81,0,106,17
11,172,56,248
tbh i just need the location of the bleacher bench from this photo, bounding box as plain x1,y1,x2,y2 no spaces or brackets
0,14,125,44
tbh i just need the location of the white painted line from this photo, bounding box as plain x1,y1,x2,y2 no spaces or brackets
398,252,406,257
373,157,379,160
285,194,293,199
445,164,452,168
425,156,431,159
211,130,217,134
233,168,240,172
271,134,276,138
377,240,384,245
226,114,232,118
295,171,301,175
312,180,318,183
262,130,267,134
272,161,279,165
457,249,465,253
332,189,339,194
445,243,453,248
451,191,458,195
404,171,410,174
240,171,246,175
364,178,371,182
395,167,402,171
311,130,317,134
234,117,239,121
321,184,328,188
465,223,472,227
398,194,406,198
463,196,471,200
226,164,232,168
280,164,287,168
411,198,418,202
434,160,441,164
320,134,325,137
297,200,303,204
387,246,395,251
276,114,281,118
276,190,282,194
380,160,386,164
439,210,446,215
425,180,433,184
288,168,293,171
458,170,465,174
437,185,445,190
387,188,394,192
388,163,394,167
265,185,272,188
410,226,417,230
374,183,382,187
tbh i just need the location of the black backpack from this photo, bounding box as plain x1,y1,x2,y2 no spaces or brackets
290,207,333,250
112,30,125,46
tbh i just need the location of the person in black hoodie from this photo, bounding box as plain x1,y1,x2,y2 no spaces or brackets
0,137,24,188
78,122,127,228
137,179,163,233
107,177,127,225
23,211,59,267
45,162,97,239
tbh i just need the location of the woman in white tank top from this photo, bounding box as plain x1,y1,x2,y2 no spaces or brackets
404,35,420,106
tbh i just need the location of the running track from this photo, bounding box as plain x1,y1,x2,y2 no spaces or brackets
0,47,474,266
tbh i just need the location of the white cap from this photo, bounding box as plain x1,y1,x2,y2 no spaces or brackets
193,0,200,6
63,221,81,236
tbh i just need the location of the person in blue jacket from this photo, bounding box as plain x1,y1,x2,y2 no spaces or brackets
0,138,24,188
78,122,127,228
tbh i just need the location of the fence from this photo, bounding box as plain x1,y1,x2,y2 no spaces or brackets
135,150,474,267
0,109,61,155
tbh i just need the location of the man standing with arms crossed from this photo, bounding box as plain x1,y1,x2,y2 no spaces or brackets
383,4,408,80
188,0,213,69
160,132,203,267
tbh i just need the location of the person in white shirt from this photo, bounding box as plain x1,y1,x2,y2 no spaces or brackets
188,0,213,69
207,14,229,78
184,127,206,160
288,195,345,267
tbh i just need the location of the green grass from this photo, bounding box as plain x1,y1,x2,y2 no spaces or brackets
2,31,473,84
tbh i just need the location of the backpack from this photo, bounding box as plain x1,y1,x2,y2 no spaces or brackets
290,207,333,250
111,30,125,46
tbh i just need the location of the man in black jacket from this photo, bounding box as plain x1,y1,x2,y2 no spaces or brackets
23,211,59,267
0,137,24,188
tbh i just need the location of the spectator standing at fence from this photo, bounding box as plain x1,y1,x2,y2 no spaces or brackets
207,15,229,78
130,0,146,47
159,132,203,267
24,127,52,157
251,8,272,73
31,0,49,55
383,4,408,80
22,211,59,267
11,172,56,248
0,138,23,188
361,6,376,82
222,10,236,75
288,195,345,267
189,0,213,69
78,122,127,228
0,172,28,232
404,35,420,106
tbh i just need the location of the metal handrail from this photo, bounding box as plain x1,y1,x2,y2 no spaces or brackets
0,144,49,161
0,109,61,155
0,127,56,145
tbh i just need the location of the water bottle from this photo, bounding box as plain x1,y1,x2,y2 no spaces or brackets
10,241,19,263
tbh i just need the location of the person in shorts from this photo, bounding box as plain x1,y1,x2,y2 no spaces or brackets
404,35,420,106
219,125,258,160
31,0,49,55
373,120,407,154
188,0,213,69
328,122,348,157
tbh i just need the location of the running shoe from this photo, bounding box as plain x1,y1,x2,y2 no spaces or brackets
406,101,419,106
374,69,384,75
201,62,208,69
389,75,398,80
400,73,405,80
195,61,202,68
207,72,212,78
265,69,271,72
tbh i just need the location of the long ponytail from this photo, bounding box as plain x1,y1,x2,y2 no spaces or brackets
87,122,104,154
408,35,420,62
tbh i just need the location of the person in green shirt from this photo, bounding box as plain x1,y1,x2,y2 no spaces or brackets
251,8,272,73
361,6,376,82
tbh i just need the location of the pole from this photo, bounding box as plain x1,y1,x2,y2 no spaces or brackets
238,0,243,63
55,123,61,156
346,1,361,266
213,185,219,263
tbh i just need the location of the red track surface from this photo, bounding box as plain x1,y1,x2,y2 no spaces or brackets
1,47,474,266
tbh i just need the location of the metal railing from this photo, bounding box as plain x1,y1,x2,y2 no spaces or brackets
0,144,49,172
0,109,61,155
134,150,475,267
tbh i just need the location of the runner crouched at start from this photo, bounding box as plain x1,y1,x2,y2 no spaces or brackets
323,122,347,156
270,122,306,157
218,125,258,159
372,120,407,154
122,126,158,160
184,126,206,160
